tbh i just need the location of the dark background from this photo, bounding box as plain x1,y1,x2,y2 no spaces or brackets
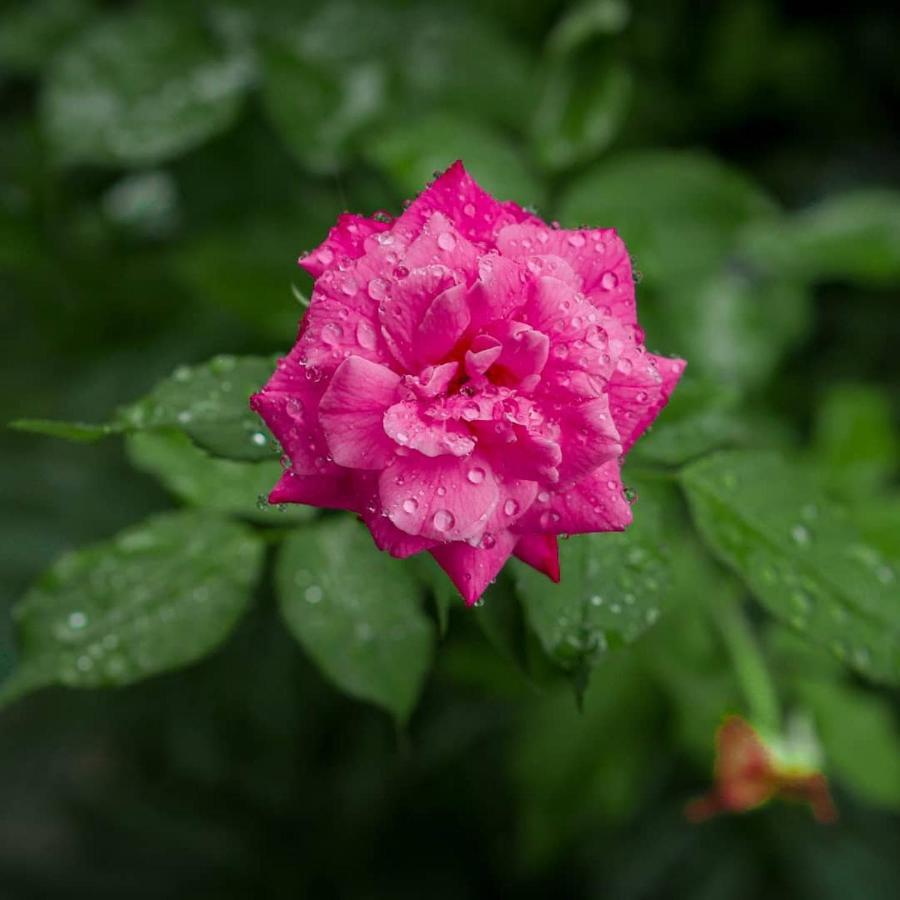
2,1,899,897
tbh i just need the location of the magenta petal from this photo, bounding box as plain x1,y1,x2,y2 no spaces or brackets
417,282,471,366
319,356,401,469
380,454,500,542
362,509,438,559
269,470,356,511
383,399,475,458
609,353,686,452
395,161,540,248
514,534,560,582
430,531,518,606
464,335,504,378
299,213,390,277
555,396,623,484
513,461,633,535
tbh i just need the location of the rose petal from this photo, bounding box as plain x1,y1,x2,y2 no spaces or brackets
514,534,560,582
298,213,390,277
430,530,518,606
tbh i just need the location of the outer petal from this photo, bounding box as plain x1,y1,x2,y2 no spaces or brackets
401,211,480,276
380,454,500,542
298,213,391,277
608,352,686,452
430,530,519,606
555,396,623,484
514,534,560,582
319,356,400,468
393,160,540,248
269,469,356,511
513,461,633,535
362,509,439,559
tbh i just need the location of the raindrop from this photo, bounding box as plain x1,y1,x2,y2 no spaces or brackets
304,585,323,604
463,203,476,217
481,533,497,549
433,509,455,532
567,233,586,248
251,431,268,446
467,466,486,484
321,322,343,346
356,320,377,350
503,499,520,517
367,278,388,301
437,232,457,252
402,498,418,514
600,271,618,290
790,524,811,546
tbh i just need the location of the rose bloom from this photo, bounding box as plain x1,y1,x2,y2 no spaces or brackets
251,162,684,605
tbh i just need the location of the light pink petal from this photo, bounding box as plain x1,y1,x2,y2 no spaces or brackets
393,160,540,249
478,423,562,484
514,534,560,582
468,253,528,327
401,211,481,276
383,399,475,458
513,461,633,535
380,454,500,542
555,396,623,485
417,282,471,366
362,509,438,559
404,361,460,399
496,224,636,324
608,352,686,452
464,334,503,378
269,469,357,511
430,530,518,606
487,321,550,386
319,356,400,469
378,265,459,371
298,213,390,277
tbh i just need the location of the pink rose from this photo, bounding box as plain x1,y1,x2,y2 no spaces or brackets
251,162,684,605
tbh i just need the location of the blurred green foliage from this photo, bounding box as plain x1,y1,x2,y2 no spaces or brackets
2,0,899,896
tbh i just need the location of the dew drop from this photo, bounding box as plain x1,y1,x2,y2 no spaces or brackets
68,612,88,630
437,232,457,251
567,233,586,248
433,509,455,532
304,585,323,604
467,466,486,484
321,322,343,346
402,498,418,514
601,271,618,290
356,320,377,350
791,524,811,546
367,278,388,300
503,499,520,517
463,203,476,217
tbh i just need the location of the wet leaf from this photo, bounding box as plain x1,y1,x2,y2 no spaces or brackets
1,511,263,704
682,450,900,685
276,518,433,722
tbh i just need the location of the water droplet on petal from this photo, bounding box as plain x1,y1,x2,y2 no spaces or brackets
467,466,486,484
504,499,520,516
433,509,455,532
437,232,457,252
356,320,377,350
321,322,343,346
402,498,418,514
601,271,618,290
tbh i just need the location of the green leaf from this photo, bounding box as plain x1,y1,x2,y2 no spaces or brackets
126,430,313,524
742,189,900,287
514,496,670,679
630,375,747,466
40,8,252,167
0,0,95,75
276,518,433,721
557,150,776,286
532,60,632,172
1,511,263,704
813,383,898,499
117,354,278,461
795,678,900,809
681,450,900,684
546,0,631,56
368,114,544,208
258,6,389,174
659,267,812,389
9,418,119,443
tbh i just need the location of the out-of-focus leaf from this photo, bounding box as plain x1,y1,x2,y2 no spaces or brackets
399,6,533,132
276,518,433,722
40,8,253,166
547,0,630,56
660,267,812,389
630,375,747,466
512,654,660,869
795,678,900,809
813,383,897,499
532,60,632,172
742,190,900,286
409,553,458,637
681,450,900,684
117,354,279,461
558,150,776,286
1,511,263,704
126,430,312,524
368,114,543,208
0,0,94,74
101,170,180,240
171,218,301,338
515,495,670,680
258,2,391,173
9,419,118,442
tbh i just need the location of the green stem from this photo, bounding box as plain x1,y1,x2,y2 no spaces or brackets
715,595,781,734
